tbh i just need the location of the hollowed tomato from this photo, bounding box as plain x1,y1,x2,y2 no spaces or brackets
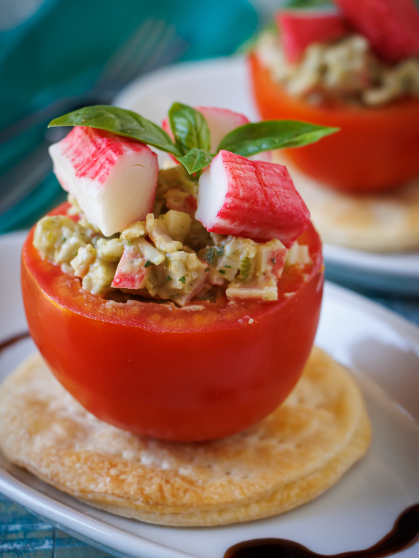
21,203,324,442
249,53,419,193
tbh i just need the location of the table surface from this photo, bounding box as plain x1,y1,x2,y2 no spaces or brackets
1,285,418,558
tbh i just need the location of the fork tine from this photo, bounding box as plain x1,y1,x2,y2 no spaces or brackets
124,24,187,84
97,18,157,88
147,35,188,73
109,20,169,87
137,24,178,75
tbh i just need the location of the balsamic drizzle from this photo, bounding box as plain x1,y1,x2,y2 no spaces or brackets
0,331,30,354
224,504,419,557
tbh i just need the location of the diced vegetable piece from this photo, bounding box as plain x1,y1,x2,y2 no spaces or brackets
71,244,96,277
120,221,146,241
145,214,183,253
163,252,208,306
83,260,117,295
226,280,278,301
195,151,310,248
49,127,159,237
161,210,191,243
276,10,348,63
335,0,419,63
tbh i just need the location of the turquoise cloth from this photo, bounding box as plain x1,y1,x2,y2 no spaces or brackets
0,0,258,233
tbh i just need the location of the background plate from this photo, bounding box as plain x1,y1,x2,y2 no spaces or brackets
114,56,419,296
0,231,418,558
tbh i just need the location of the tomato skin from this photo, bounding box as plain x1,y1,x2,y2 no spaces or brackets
21,204,323,442
249,53,419,193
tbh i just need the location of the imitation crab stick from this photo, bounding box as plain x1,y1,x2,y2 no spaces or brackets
49,126,159,237
195,150,310,248
335,0,419,63
276,11,348,63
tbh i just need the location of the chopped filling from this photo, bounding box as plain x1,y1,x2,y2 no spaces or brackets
34,167,311,307
256,30,419,107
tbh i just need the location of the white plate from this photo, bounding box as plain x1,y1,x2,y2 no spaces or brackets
1,230,419,558
114,56,419,296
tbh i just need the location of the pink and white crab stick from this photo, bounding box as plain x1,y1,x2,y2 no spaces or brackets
49,126,159,237
195,151,310,248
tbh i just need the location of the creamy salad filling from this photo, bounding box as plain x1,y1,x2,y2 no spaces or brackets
34,166,311,307
256,30,419,107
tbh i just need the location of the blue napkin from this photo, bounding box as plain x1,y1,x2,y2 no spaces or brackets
0,0,258,233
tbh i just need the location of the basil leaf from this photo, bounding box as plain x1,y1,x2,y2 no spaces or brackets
217,121,338,157
49,105,180,156
177,148,213,174
168,103,211,156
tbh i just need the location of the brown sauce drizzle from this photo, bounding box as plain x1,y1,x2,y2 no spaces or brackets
224,504,419,558
0,331,30,354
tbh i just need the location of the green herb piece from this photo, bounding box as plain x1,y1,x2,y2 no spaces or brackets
168,103,211,156
204,247,216,265
271,257,276,264
144,260,153,268
217,121,338,158
224,265,232,268
205,268,209,272
179,276,186,284
217,247,224,256
239,257,251,281
166,275,172,282
177,148,213,175
219,269,226,275
49,105,180,156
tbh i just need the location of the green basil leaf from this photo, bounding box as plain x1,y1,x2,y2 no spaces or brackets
49,105,181,156
177,148,213,174
217,121,338,157
168,103,211,156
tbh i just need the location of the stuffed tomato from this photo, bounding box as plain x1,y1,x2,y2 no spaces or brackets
250,54,419,193
22,202,323,442
21,103,332,442
250,0,419,193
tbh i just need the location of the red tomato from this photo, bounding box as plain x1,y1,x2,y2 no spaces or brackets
21,204,323,442
249,53,419,193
